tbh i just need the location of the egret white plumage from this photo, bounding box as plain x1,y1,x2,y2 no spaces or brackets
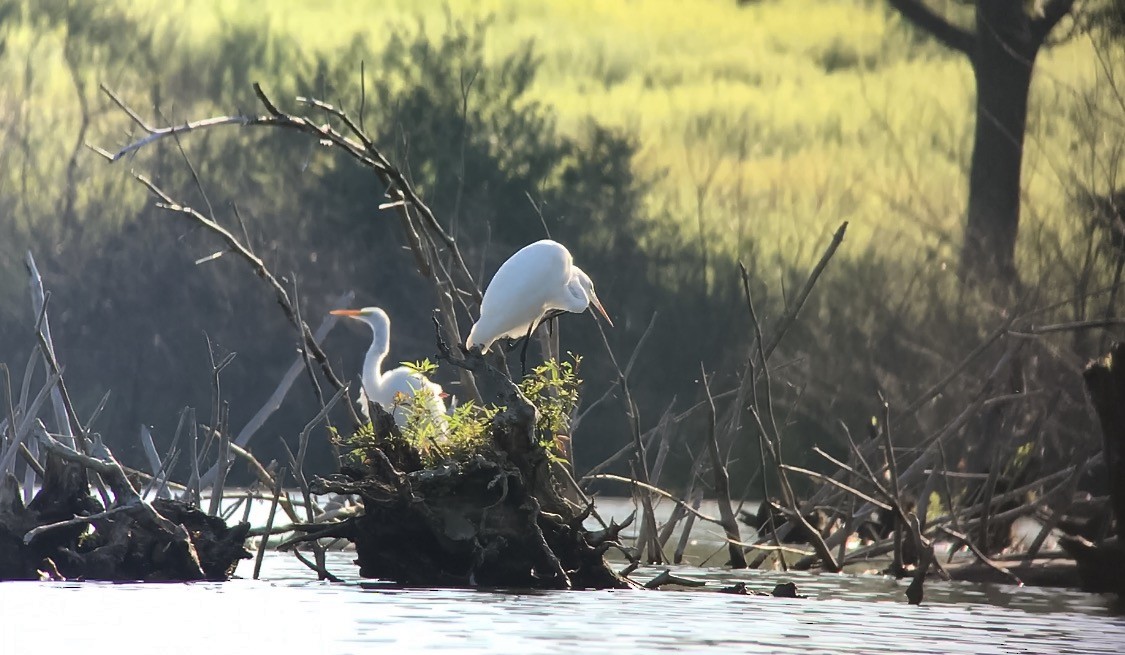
466,239,612,353
331,307,447,426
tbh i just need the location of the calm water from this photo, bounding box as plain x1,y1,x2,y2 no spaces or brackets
3,496,1123,654
2,551,1123,654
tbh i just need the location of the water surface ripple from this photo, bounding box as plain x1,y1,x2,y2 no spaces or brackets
2,552,1122,654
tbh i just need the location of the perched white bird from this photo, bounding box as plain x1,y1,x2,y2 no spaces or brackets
331,307,447,426
466,239,613,353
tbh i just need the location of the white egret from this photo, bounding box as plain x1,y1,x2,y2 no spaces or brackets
466,239,613,353
331,307,447,426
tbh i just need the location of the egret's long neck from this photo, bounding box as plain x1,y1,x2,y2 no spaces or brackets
362,322,390,394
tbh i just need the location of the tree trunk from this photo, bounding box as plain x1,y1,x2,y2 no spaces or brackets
1082,343,1125,544
888,0,1078,287
1061,342,1125,597
960,2,1040,287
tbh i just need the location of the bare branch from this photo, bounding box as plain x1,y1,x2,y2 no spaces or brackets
133,173,362,428
701,364,747,568
887,0,975,56
759,222,848,366
781,464,893,511
585,473,722,524
1030,0,1078,44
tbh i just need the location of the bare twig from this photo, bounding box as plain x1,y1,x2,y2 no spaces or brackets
938,525,1023,586
781,464,892,511
586,474,722,524
254,466,288,580
592,315,661,562
131,174,362,429
758,222,848,366
701,364,747,568
24,505,132,545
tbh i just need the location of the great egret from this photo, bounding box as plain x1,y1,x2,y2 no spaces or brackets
331,307,447,426
466,239,613,353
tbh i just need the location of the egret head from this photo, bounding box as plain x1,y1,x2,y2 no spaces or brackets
330,306,391,341
572,267,613,327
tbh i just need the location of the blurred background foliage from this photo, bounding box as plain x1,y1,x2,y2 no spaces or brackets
0,0,1122,490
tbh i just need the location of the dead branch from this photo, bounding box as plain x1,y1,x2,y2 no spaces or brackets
130,174,363,430
757,222,848,366
701,364,747,568
938,526,1024,586
592,317,662,563
780,464,892,511
23,505,132,545
643,569,706,589
585,473,722,524
98,83,488,403
253,466,288,580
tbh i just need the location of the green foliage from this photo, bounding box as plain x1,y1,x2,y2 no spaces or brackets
518,355,583,459
433,400,500,463
338,357,579,469
335,420,380,467
401,358,439,376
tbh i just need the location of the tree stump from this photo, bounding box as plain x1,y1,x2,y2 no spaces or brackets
311,360,632,590
1064,342,1125,596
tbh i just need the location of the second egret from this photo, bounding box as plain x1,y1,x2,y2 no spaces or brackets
466,239,612,353
331,306,447,425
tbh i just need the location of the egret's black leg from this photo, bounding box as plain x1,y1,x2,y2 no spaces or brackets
520,319,538,376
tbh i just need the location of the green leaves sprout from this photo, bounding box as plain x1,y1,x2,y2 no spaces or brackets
338,354,582,469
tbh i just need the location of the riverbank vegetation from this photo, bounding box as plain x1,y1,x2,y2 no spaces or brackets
1,0,1119,475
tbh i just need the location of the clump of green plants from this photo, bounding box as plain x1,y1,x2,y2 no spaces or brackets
517,354,582,461
337,355,582,469
404,392,499,467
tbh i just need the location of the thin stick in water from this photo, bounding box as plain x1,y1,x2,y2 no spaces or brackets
254,466,288,580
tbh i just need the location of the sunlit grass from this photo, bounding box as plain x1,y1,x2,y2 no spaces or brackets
0,0,1115,280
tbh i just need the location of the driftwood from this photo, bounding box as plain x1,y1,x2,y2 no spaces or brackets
0,443,250,581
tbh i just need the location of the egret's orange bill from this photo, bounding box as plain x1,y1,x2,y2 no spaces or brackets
330,309,363,317
590,295,614,327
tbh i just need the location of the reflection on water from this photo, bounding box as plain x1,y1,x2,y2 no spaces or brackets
2,551,1122,655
